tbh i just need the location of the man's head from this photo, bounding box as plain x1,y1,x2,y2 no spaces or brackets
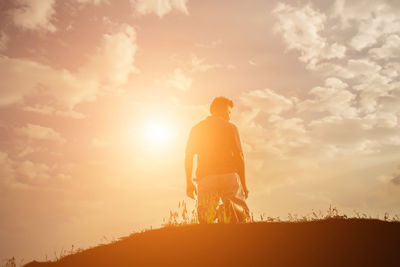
210,96,234,121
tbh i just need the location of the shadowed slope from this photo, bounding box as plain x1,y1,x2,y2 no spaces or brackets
24,219,400,267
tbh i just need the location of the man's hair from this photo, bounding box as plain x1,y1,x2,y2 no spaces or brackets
210,96,234,115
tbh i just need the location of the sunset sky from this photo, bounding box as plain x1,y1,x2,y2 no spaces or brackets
1,0,400,263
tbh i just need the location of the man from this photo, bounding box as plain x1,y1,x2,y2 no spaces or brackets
185,96,249,223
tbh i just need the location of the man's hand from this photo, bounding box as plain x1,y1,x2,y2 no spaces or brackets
243,186,249,199
186,181,197,200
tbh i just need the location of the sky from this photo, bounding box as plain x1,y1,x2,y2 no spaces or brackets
1,0,400,263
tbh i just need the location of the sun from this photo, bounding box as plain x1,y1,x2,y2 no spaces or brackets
147,122,169,143
143,119,172,147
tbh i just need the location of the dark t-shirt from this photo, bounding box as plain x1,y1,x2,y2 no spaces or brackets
185,115,243,179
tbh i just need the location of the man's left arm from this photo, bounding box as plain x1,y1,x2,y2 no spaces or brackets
232,125,248,199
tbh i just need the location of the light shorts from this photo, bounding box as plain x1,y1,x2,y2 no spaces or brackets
195,172,249,223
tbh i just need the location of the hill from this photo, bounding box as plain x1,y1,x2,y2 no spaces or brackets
24,218,400,267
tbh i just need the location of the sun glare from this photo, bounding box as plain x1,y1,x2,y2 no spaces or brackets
147,122,169,143
142,119,172,148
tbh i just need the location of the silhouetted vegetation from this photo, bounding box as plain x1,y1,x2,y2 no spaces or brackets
4,204,399,267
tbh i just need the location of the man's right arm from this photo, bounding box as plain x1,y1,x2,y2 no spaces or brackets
185,152,193,184
185,128,197,199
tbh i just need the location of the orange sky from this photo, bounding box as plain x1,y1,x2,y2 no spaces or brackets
1,0,400,263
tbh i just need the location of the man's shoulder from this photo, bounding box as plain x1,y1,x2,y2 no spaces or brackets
192,116,238,131
191,118,206,131
228,121,238,129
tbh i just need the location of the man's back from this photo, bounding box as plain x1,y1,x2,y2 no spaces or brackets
186,115,243,179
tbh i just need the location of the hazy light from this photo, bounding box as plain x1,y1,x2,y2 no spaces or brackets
142,118,173,150
146,122,169,143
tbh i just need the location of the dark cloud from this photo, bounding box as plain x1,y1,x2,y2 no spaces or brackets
391,175,400,185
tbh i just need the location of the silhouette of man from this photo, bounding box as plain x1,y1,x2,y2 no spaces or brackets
185,97,249,223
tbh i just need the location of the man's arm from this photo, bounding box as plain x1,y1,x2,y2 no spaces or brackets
232,125,248,198
185,153,193,185
185,129,197,199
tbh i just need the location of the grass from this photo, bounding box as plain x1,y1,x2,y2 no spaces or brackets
163,200,400,226
20,211,400,267
3,202,399,267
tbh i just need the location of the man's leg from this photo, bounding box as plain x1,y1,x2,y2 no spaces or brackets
196,176,219,224
220,173,250,223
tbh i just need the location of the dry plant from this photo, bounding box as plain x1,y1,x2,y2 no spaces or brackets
163,198,251,226
1,257,24,267
1,257,16,267
164,202,400,226
163,200,198,226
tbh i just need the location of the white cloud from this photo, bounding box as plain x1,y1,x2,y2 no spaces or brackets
364,112,398,129
15,124,66,144
189,55,233,73
239,88,294,114
55,109,86,119
332,0,400,51
0,152,15,185
0,150,73,187
273,3,346,68
191,55,217,72
298,77,358,118
270,0,400,158
21,105,86,119
0,56,92,108
369,35,400,59
166,68,192,91
16,160,52,181
236,88,309,164
76,0,109,5
131,0,189,18
11,0,57,32
0,24,137,110
80,24,138,90
0,32,9,52
195,39,222,49
377,94,400,114
91,138,109,148
21,105,55,115
392,175,400,186
17,145,37,158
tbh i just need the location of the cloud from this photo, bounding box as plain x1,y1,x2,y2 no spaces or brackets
16,160,52,181
191,56,218,72
273,3,346,69
21,105,86,119
91,138,109,148
0,152,15,185
131,0,189,17
0,32,9,52
0,55,92,108
76,0,110,5
369,34,400,59
297,77,358,118
239,88,294,115
14,124,66,144
392,175,400,186
332,0,400,51
195,39,222,49
11,0,57,32
80,24,138,90
0,150,73,187
236,88,308,163
364,112,398,129
55,109,86,119
190,55,234,72
271,0,400,161
0,24,137,111
165,68,192,91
